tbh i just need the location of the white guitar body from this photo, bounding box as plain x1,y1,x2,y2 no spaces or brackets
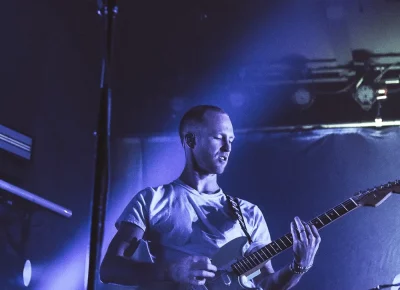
147,237,262,290
197,236,261,290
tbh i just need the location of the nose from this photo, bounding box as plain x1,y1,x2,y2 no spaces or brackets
221,140,231,152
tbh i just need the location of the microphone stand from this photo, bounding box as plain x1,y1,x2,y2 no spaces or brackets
87,0,118,289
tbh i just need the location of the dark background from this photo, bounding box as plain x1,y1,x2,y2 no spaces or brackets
1,0,400,289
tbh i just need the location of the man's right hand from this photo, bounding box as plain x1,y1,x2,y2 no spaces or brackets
167,256,218,286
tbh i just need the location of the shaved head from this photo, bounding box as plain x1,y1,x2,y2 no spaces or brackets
179,105,234,175
179,105,226,143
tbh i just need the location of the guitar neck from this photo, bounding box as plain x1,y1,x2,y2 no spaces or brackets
232,197,360,276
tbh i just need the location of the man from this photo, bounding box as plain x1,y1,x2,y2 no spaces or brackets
100,105,321,289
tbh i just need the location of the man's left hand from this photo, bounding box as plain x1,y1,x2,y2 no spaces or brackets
290,216,321,268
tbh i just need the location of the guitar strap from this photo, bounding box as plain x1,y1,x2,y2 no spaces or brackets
225,193,253,244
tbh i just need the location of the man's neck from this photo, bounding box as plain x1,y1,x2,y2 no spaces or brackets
179,167,220,194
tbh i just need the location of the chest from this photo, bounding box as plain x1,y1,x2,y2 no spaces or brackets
147,194,240,245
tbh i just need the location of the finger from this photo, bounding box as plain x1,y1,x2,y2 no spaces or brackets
193,257,218,272
204,263,218,272
294,216,305,231
290,222,299,242
294,217,307,241
189,276,206,286
310,224,321,243
304,224,315,242
192,269,216,279
193,256,211,264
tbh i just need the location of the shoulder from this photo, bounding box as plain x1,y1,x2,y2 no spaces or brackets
134,180,179,203
234,197,267,227
236,197,262,213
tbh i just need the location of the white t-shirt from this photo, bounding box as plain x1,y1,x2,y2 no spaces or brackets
116,179,272,263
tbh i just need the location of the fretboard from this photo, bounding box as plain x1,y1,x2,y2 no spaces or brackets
231,197,360,276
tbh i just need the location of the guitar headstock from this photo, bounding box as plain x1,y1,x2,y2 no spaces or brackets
353,180,400,207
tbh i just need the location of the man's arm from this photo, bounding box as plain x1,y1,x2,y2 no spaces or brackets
253,217,321,290
100,222,165,285
100,222,217,286
253,261,306,290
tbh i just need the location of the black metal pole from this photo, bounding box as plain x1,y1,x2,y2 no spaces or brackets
87,0,117,289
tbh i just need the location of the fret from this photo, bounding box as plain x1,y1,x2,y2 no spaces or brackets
331,208,339,216
255,251,264,262
271,241,282,252
318,214,331,225
316,216,324,226
251,253,262,264
349,198,358,207
254,251,268,264
339,203,349,212
276,238,287,248
284,234,293,244
239,259,251,271
266,244,278,255
245,256,258,268
324,213,332,222
233,262,245,275
260,248,270,259
248,257,259,268
326,209,340,220
311,218,323,228
263,246,273,257
336,204,348,215
232,263,242,275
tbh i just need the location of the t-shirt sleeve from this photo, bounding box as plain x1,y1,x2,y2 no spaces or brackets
115,187,153,232
245,205,272,255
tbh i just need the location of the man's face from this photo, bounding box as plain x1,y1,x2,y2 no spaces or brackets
192,111,235,175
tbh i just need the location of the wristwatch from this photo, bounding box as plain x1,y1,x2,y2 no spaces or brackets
289,260,313,274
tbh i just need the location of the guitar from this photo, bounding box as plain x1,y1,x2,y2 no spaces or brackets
146,180,400,290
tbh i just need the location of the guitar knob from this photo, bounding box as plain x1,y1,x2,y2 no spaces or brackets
221,273,231,286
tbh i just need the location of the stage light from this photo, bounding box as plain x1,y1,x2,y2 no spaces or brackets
353,85,376,111
0,124,32,160
376,88,387,100
292,88,314,109
374,101,383,127
384,78,399,84
23,260,32,287
0,257,32,288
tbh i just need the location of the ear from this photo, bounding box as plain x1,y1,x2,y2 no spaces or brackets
185,133,196,149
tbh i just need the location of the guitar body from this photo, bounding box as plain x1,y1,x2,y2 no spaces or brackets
147,237,261,290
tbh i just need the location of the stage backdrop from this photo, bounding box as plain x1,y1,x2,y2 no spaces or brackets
101,126,400,290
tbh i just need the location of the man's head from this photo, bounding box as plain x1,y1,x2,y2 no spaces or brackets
179,105,235,175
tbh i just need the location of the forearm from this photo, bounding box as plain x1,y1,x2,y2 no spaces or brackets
256,263,304,290
100,256,166,286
